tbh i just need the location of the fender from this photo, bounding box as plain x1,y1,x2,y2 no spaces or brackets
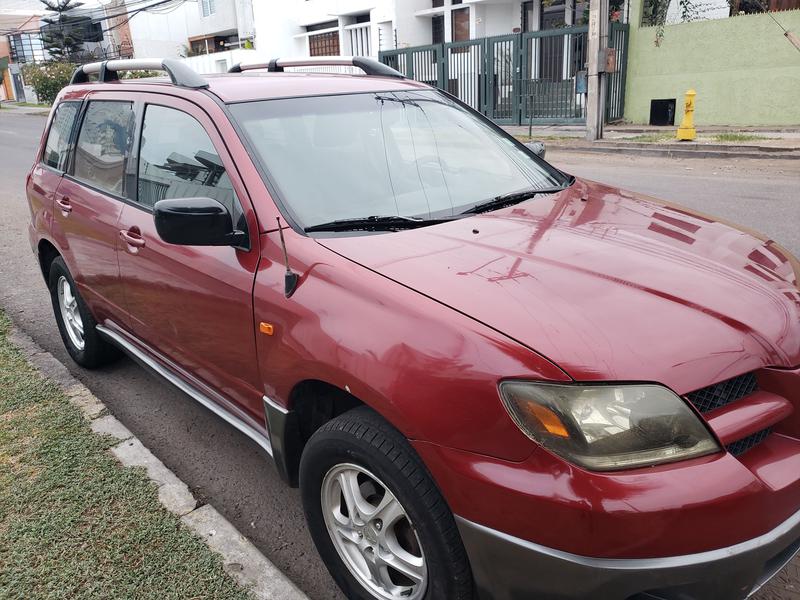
253,230,571,470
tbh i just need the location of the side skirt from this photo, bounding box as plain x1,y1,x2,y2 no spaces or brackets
96,324,274,457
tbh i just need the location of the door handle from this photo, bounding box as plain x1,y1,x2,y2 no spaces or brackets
55,196,72,214
119,228,146,249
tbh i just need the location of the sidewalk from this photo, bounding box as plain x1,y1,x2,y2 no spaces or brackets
0,101,50,116
505,124,800,160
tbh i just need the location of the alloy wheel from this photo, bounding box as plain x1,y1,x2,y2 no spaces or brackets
321,463,427,599
57,276,85,351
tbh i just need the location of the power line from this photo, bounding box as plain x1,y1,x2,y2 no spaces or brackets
0,0,187,35
100,0,188,35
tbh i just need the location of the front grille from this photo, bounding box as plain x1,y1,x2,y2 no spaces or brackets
686,372,758,414
726,428,772,457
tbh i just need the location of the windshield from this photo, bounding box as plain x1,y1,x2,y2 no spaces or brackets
229,90,567,231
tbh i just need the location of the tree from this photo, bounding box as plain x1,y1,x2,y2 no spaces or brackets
39,0,86,61
646,0,795,46
642,0,700,44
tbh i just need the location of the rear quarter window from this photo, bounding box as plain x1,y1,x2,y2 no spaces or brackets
42,102,80,171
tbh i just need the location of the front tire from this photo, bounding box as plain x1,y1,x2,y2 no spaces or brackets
48,256,119,368
299,407,474,600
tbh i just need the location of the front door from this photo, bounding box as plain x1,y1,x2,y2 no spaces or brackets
12,71,25,102
116,96,264,421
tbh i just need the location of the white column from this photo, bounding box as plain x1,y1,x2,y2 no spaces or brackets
338,19,347,56
444,7,453,43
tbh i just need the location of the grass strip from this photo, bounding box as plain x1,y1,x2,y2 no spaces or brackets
0,312,253,600
712,133,772,143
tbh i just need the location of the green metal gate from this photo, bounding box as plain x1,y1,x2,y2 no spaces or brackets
486,34,518,123
520,26,588,124
606,22,630,122
379,24,628,126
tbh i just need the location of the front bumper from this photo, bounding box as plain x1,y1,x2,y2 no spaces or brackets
457,509,800,600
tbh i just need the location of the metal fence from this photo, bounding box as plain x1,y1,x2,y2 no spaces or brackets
379,23,629,126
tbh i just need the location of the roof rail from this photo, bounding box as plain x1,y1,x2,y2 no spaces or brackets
70,58,208,89
228,56,404,78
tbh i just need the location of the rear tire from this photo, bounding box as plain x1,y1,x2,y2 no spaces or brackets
48,256,119,368
300,406,474,600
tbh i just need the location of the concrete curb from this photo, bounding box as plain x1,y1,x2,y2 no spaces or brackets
595,142,800,154
548,144,800,160
7,325,308,600
0,103,50,116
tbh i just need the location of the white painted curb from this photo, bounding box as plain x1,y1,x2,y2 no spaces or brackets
8,326,309,600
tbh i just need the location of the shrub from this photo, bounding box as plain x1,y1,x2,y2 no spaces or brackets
119,70,162,79
20,61,75,106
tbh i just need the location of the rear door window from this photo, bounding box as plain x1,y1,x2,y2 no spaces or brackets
72,101,135,196
42,102,80,171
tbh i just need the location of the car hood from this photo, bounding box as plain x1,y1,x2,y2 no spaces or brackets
316,179,800,394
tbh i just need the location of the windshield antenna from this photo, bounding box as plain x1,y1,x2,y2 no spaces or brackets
276,217,299,298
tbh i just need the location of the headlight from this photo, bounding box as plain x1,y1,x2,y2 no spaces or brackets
499,382,720,471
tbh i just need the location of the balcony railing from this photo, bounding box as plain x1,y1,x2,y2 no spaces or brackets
346,23,372,57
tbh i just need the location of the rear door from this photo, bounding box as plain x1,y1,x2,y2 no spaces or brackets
116,95,264,421
28,101,81,248
52,93,135,325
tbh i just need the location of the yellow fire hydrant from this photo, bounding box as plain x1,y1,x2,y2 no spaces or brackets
676,89,697,141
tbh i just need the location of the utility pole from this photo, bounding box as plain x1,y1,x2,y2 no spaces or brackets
585,0,609,141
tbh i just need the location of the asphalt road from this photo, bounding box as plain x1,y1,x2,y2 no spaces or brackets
1,108,799,600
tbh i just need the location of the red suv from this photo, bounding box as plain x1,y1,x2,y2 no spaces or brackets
27,58,800,600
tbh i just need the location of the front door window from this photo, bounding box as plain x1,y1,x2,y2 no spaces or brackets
136,104,243,224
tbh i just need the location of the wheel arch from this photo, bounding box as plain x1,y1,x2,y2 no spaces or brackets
37,238,61,282
266,378,370,487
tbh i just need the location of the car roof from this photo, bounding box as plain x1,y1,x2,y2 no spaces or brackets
70,71,433,104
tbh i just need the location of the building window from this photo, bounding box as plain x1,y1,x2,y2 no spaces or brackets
8,33,46,64
306,20,338,32
452,7,470,41
309,31,340,56
522,1,534,31
200,0,215,17
432,0,444,7
524,0,591,29
189,34,238,55
542,1,568,29
432,15,444,44
574,0,590,25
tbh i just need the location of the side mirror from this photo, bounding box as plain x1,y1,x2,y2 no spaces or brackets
154,197,246,247
524,141,546,159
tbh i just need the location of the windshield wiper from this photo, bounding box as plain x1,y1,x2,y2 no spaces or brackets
304,215,451,233
461,182,573,215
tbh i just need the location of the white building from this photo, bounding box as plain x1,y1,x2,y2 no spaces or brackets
250,0,606,60
127,0,254,61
